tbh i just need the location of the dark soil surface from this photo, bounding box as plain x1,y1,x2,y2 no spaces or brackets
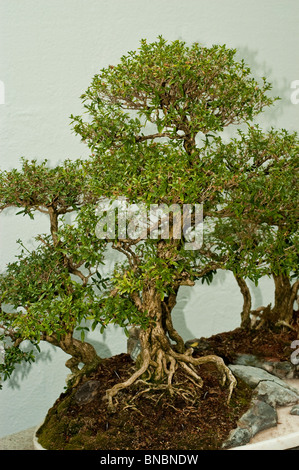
36,326,297,451
192,326,298,363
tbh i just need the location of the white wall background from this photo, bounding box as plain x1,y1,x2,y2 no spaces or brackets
0,0,298,438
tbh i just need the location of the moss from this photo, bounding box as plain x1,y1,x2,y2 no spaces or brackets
228,377,252,411
56,394,74,414
67,419,83,436
37,415,68,450
65,435,96,450
34,353,254,451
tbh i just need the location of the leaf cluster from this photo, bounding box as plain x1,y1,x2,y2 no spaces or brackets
0,158,87,216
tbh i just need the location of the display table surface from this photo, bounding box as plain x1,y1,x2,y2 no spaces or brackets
0,426,36,450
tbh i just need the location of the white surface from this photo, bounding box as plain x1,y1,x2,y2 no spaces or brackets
0,426,36,450
0,0,299,438
231,431,299,451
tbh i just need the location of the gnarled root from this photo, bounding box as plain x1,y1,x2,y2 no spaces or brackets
105,347,151,411
171,351,237,403
105,328,236,411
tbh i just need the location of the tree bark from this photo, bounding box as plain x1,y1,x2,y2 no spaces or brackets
272,273,294,324
44,332,101,375
235,273,298,329
235,275,252,328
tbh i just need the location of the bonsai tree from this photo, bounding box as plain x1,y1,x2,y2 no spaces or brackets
0,37,279,411
69,37,276,407
211,126,298,329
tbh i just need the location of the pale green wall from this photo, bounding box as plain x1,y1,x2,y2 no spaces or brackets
0,0,298,437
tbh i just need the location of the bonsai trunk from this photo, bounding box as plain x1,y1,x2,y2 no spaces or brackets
105,285,236,410
272,274,299,325
235,273,299,330
246,274,299,331
44,331,101,377
235,275,252,328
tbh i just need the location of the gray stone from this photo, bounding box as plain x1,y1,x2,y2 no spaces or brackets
228,364,274,388
222,427,252,449
223,364,299,448
229,364,299,394
232,354,296,379
290,405,299,416
223,398,278,449
255,380,299,408
74,380,102,405
238,399,278,435
273,361,295,379
127,326,141,361
233,354,264,368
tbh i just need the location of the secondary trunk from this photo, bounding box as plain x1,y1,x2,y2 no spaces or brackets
272,273,296,324
235,275,252,328
235,273,298,330
44,332,101,375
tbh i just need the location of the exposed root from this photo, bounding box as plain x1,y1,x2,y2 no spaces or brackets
105,309,236,411
170,350,237,403
128,379,198,410
122,403,145,417
276,320,298,333
105,347,151,411
105,346,236,411
179,361,203,388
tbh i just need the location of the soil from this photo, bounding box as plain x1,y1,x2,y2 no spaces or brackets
36,326,298,451
192,325,298,363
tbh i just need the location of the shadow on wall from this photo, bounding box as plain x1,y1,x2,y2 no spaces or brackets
213,44,294,146
248,279,266,311
235,45,294,127
4,335,112,391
